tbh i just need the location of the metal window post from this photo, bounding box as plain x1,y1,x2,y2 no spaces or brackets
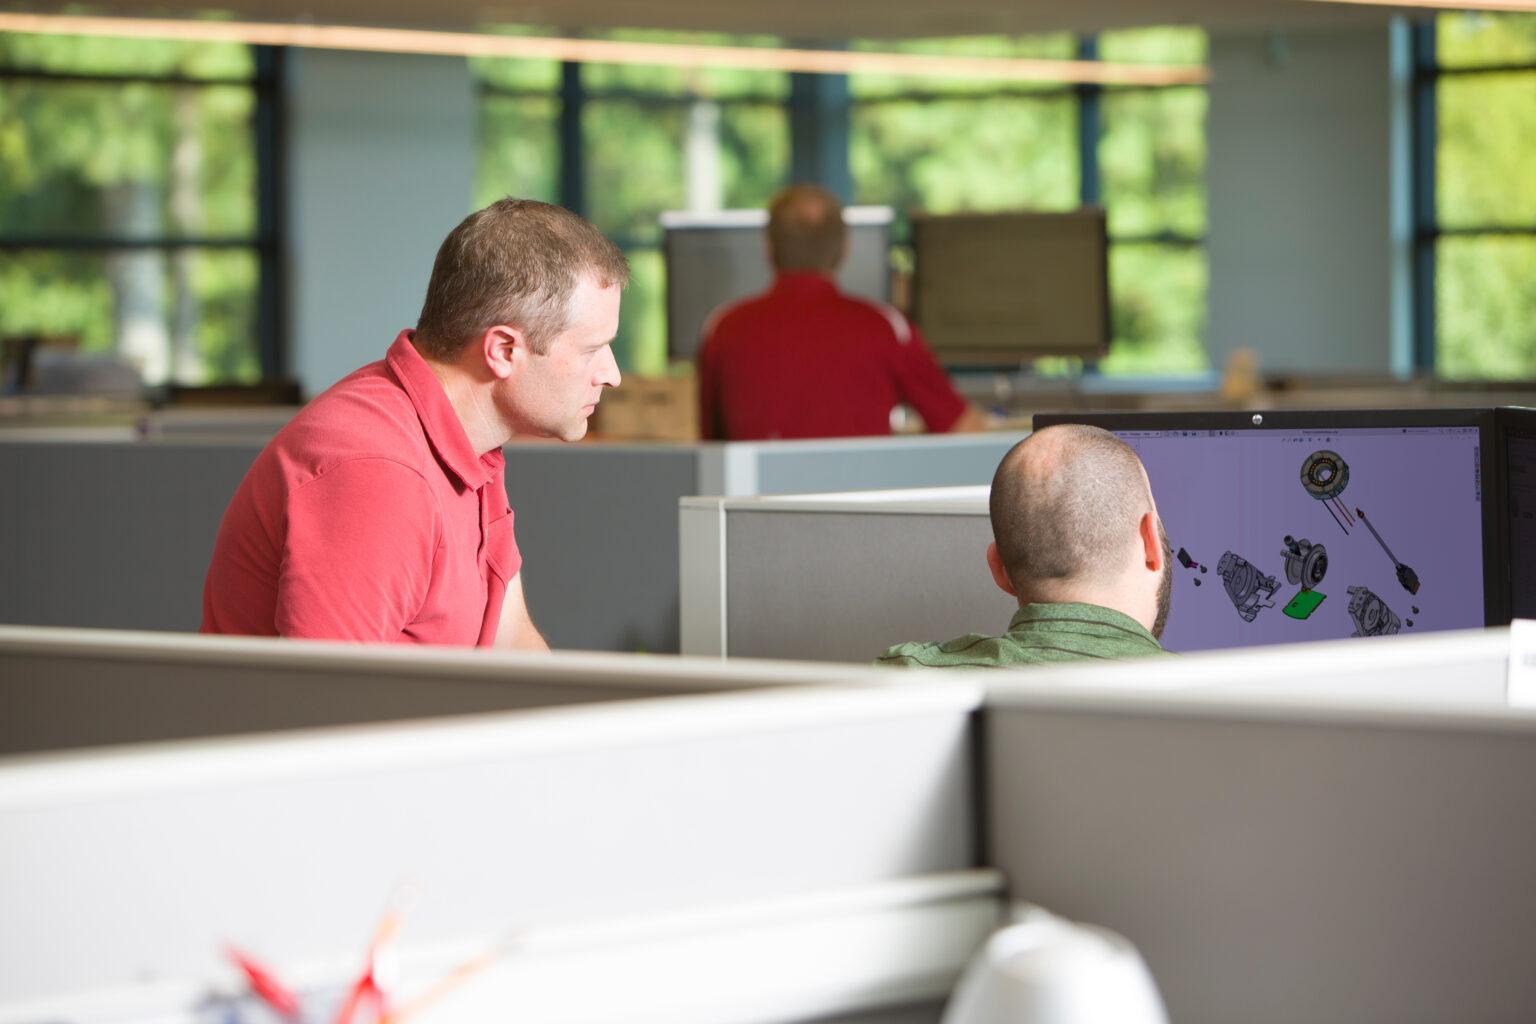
254,44,288,382
790,60,851,201
1410,19,1438,373
1076,35,1103,208
559,60,587,214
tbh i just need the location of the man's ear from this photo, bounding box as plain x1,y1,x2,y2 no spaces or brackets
986,542,1017,597
481,325,524,381
1139,511,1163,572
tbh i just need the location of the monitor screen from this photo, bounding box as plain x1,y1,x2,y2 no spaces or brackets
911,209,1109,365
661,207,893,362
1035,411,1500,654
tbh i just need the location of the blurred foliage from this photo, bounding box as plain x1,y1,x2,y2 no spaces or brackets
1438,12,1536,67
0,33,260,385
470,25,561,92
579,29,789,99
1099,244,1208,374
475,95,559,209
850,34,1076,97
1437,73,1536,229
1433,14,1536,377
851,95,1079,223
1097,26,1207,65
1100,87,1207,237
1438,237,1536,381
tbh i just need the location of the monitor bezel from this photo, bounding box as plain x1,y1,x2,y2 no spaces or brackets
1032,407,1508,628
1495,406,1536,621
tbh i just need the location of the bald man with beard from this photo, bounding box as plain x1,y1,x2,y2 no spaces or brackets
879,424,1173,667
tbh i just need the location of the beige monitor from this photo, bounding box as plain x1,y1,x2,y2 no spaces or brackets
911,208,1109,365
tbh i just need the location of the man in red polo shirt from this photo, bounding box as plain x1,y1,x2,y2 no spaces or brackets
697,183,985,441
202,199,626,648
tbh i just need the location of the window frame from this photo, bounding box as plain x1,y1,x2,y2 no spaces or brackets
474,32,1209,373
1412,16,1536,375
0,44,287,384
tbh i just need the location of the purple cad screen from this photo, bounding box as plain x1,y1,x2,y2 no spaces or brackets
1118,425,1484,653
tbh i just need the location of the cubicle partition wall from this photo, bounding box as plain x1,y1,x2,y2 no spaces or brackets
5,623,1535,1022
0,432,1019,653
0,625,855,756
980,628,1535,1024
0,634,995,1024
680,489,1008,661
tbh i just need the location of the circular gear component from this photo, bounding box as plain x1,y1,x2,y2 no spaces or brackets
1281,536,1328,589
1300,450,1350,501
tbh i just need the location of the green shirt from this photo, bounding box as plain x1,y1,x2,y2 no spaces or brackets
877,602,1168,669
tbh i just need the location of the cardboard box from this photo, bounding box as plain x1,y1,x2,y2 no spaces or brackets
591,374,699,442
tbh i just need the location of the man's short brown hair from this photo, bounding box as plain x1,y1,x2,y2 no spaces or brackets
990,424,1154,592
768,183,847,273
414,198,629,359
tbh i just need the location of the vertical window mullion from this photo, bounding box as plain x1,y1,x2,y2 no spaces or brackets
254,44,287,382
1076,35,1103,208
559,61,587,215
1411,18,1439,374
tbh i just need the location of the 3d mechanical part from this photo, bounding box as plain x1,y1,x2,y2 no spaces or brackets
1301,450,1356,534
1347,585,1402,637
1300,450,1350,501
1280,535,1328,590
1177,547,1197,570
1282,588,1328,621
1355,507,1422,595
1217,551,1280,623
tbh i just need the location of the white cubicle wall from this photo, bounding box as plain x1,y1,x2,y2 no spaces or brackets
6,622,1536,1021
0,431,1019,654
0,624,860,756
0,649,994,1024
680,488,1008,661
978,628,1536,1024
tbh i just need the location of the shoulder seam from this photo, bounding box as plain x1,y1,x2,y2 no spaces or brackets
290,456,444,550
845,295,912,345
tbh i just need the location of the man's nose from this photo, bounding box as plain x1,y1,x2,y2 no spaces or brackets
597,345,621,388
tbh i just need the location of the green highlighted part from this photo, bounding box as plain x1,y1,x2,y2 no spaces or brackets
1283,588,1327,620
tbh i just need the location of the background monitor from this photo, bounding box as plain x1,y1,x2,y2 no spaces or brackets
1033,409,1511,654
911,208,1109,366
661,206,894,362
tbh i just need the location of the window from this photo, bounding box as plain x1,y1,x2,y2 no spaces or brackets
0,33,279,387
477,31,789,375
477,27,1207,376
1418,13,1536,379
851,27,1208,375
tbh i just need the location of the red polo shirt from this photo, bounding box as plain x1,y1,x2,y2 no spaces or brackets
697,272,968,441
201,332,522,646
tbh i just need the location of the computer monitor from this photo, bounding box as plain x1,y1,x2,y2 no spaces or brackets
661,207,894,362
1032,409,1517,654
911,208,1109,366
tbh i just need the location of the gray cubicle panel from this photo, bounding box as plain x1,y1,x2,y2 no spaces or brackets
0,625,859,757
980,628,1536,1024
0,678,996,1024
0,438,264,633
0,432,1020,653
680,488,1013,661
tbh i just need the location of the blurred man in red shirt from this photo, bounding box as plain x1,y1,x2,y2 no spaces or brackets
698,183,985,441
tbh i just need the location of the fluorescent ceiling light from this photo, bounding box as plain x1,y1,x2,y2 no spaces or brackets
0,12,1209,86
1299,0,1536,9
